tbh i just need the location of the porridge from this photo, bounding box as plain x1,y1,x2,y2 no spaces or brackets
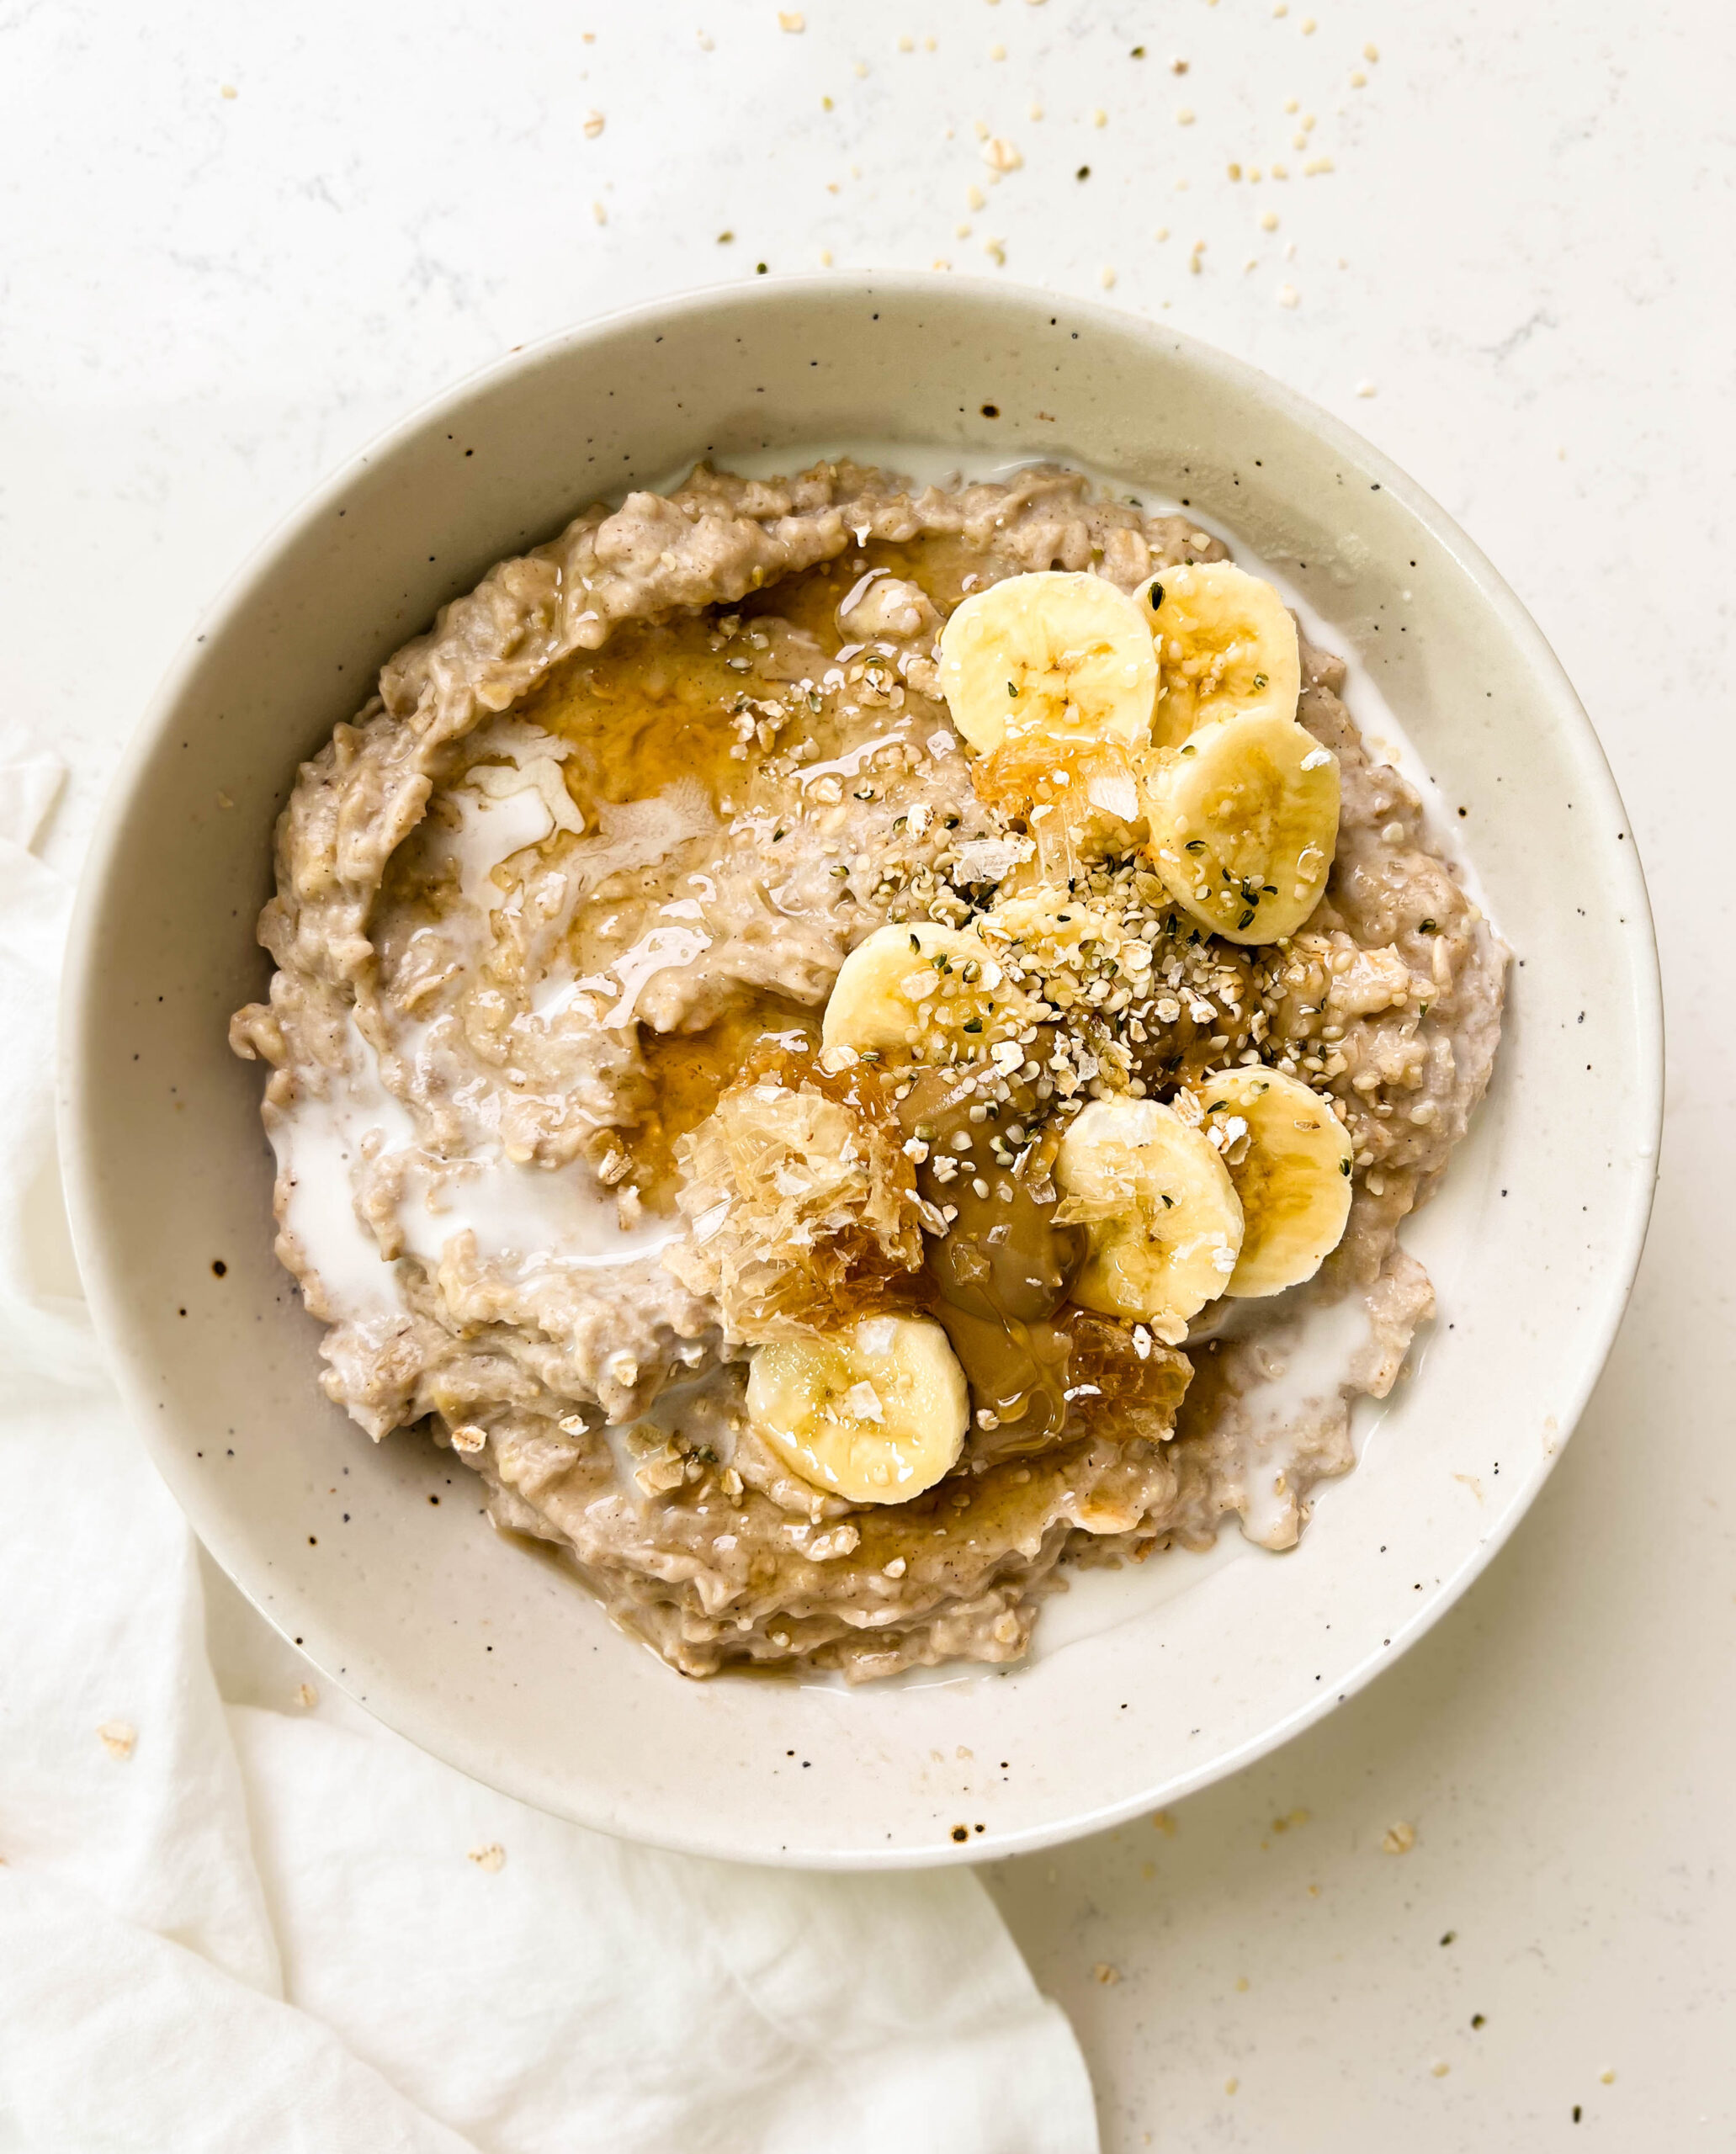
231,460,1505,1683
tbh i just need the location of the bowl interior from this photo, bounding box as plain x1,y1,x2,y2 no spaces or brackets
60,278,1660,1865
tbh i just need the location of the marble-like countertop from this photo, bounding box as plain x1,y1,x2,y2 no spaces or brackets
5,3,1729,2144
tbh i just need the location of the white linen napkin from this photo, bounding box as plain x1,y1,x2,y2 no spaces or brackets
0,744,1098,2154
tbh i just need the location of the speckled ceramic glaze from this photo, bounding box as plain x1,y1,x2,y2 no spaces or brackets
58,278,1661,1867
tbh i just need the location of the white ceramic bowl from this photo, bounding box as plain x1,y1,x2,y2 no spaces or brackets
60,277,1661,1867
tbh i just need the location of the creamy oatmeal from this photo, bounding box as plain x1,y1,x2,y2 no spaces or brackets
231,460,1505,1683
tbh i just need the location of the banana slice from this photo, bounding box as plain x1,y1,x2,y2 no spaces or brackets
1054,1096,1244,1340
821,921,1038,1064
746,1314,970,1503
1142,708,1340,944
1185,1067,1354,1297
1134,561,1301,747
938,570,1158,757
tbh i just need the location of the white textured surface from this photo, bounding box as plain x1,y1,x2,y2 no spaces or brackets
3,0,1729,2146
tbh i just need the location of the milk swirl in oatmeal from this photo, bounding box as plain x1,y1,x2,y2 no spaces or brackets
231,459,1505,1682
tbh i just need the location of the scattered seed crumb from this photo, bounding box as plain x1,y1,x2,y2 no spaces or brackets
1304,155,1335,174
1176,107,1194,125
1155,225,1170,240
819,247,833,265
898,32,914,51
852,58,868,77
1225,2077,1240,2095
1100,265,1117,288
932,257,953,272
1092,108,1108,127
983,237,1006,265
981,136,1022,171
1272,1,1287,13
592,201,607,225
698,29,714,50
1600,2068,1617,2085
990,41,1006,59
1301,14,1316,30
778,8,804,27
468,1841,507,1872
293,1683,318,1709
1308,1882,1321,1897
582,109,605,138
1151,1810,1177,1834
1234,1974,1250,1992
956,221,973,237
1171,56,1189,73
1029,101,1043,119
1350,67,1367,86
1261,210,1279,230
1140,1860,1156,1879
219,82,237,99
215,788,234,809
1364,40,1380,60
717,229,735,243
1277,282,1299,307
1431,2061,1450,2077
98,1721,135,1760
1228,161,1243,179
1382,1821,1417,1854
967,182,986,210
1093,1961,1122,1984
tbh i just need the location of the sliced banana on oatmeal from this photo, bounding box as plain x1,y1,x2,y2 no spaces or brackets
1053,1096,1245,1339
1134,561,1302,747
746,1314,970,1504
938,570,1159,758
1141,707,1340,944
1186,1067,1354,1297
821,920,1038,1064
